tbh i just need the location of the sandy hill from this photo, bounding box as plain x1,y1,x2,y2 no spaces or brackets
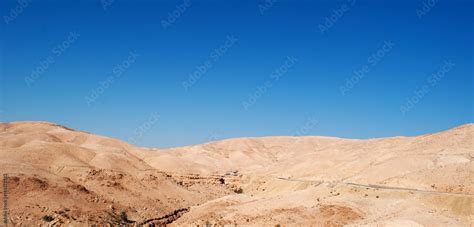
0,121,472,226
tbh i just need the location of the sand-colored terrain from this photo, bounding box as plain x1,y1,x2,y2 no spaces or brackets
0,121,472,226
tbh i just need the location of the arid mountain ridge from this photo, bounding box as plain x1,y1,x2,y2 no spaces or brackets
0,121,472,226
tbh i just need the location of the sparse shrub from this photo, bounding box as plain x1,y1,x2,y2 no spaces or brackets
234,187,243,194
118,210,136,224
42,215,54,222
108,209,134,224
120,210,128,221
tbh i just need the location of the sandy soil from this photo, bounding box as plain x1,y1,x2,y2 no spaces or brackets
0,121,472,226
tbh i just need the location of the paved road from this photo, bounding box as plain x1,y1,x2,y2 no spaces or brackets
273,177,472,197
276,177,323,185
344,182,472,196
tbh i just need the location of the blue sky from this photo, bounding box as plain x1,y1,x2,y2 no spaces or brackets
1,0,473,148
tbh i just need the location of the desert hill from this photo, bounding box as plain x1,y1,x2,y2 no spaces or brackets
0,121,472,226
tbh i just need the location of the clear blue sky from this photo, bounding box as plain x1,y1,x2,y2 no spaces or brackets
1,0,473,148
